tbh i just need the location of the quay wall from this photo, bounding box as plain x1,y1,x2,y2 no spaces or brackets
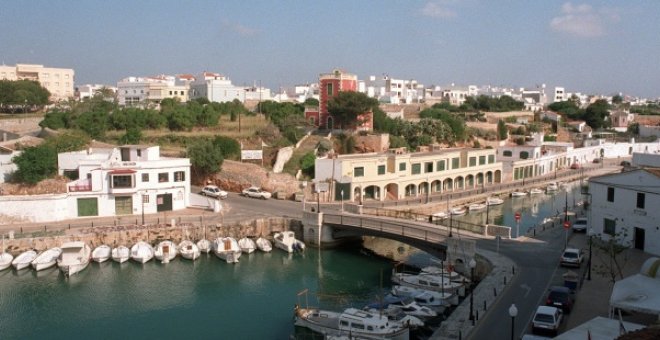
2,217,301,255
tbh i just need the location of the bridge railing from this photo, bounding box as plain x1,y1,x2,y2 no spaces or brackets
322,213,448,244
360,206,486,235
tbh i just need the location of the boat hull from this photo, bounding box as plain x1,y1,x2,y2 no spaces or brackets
12,251,37,271
92,245,112,263
130,242,154,264
256,238,272,252
0,253,13,271
112,247,130,264
215,250,241,263
294,308,409,340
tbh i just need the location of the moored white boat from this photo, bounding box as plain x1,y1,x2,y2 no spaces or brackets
0,236,13,271
111,246,130,263
130,241,154,264
92,245,112,263
196,239,211,254
238,237,256,254
391,285,458,307
449,207,466,216
12,250,37,270
294,306,410,340
154,240,177,263
546,182,559,192
420,265,469,283
213,237,242,263
392,271,465,295
468,203,487,212
365,295,437,320
31,247,62,271
57,241,91,276
486,196,504,206
273,231,305,253
529,188,544,195
511,191,527,197
178,240,200,260
432,211,449,219
255,237,272,252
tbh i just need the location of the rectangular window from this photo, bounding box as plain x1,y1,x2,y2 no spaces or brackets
607,187,614,202
412,163,421,175
158,172,169,183
137,149,142,157
354,167,364,177
399,162,406,171
425,162,433,173
326,83,333,96
377,165,385,175
636,192,645,209
141,173,149,182
469,157,477,167
437,160,445,171
142,194,150,204
112,175,133,188
174,171,185,182
479,156,486,165
604,218,616,236
488,154,495,163
452,157,460,169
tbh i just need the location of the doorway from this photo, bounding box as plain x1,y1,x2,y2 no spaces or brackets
634,227,645,250
157,193,173,212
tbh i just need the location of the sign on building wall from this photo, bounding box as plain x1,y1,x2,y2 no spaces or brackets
241,150,263,160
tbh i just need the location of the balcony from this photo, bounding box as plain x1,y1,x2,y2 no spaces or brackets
68,179,92,192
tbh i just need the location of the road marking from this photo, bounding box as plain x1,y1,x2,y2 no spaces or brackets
520,283,531,298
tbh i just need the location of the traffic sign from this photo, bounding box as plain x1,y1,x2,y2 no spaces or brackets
563,221,571,229
514,212,521,222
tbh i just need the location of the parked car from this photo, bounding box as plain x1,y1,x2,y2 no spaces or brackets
201,185,228,199
242,186,272,199
572,218,588,232
560,248,584,267
592,158,601,163
620,160,631,167
570,162,581,169
545,286,574,313
532,306,563,335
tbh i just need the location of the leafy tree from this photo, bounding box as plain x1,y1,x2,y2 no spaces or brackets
12,145,57,184
187,139,224,179
548,100,582,119
583,99,610,129
213,136,241,160
45,132,89,152
304,98,319,107
74,110,110,139
627,122,640,135
611,94,623,105
40,108,72,129
327,92,378,128
0,80,50,111
119,128,143,144
300,152,316,177
497,120,508,140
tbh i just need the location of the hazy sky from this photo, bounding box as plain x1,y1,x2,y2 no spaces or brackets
2,1,659,98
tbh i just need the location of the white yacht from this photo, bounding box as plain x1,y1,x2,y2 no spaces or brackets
294,306,410,340
196,239,211,254
511,191,528,197
486,196,504,206
238,237,256,254
92,245,112,263
391,285,458,307
12,250,37,270
546,182,559,192
130,241,154,264
449,207,467,216
529,188,544,195
0,236,13,271
57,241,91,276
273,231,305,253
178,240,201,261
392,271,465,295
111,246,130,263
255,237,272,252
154,241,177,263
468,203,487,212
31,247,62,271
366,296,437,320
213,237,242,263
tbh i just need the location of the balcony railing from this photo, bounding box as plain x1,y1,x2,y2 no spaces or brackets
68,180,92,192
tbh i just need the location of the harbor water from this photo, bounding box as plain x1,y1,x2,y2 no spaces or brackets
0,183,585,339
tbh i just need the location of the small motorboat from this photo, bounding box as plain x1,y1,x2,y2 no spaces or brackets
92,244,112,263
31,247,62,271
130,241,154,264
0,236,13,271
12,250,37,270
511,191,528,197
255,237,272,252
449,207,466,216
486,196,504,206
178,240,201,261
273,231,305,253
154,240,177,263
213,237,242,263
390,285,458,307
111,246,130,263
468,203,487,212
432,211,449,219
529,188,544,195
546,182,559,192
196,239,211,254
57,241,91,276
365,295,437,320
238,237,256,254
294,306,410,339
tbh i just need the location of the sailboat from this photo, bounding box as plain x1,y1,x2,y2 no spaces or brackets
0,235,13,271
196,226,211,254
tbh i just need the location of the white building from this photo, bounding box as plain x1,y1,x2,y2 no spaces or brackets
117,75,189,106
189,72,271,104
588,168,660,256
553,87,565,102
360,75,424,104
0,63,75,101
76,84,117,101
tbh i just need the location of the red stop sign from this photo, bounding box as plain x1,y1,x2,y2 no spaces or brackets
563,221,571,229
514,212,521,221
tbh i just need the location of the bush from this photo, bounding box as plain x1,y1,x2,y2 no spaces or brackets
12,145,58,184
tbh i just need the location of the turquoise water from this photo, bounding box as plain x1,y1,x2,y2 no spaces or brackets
0,248,393,339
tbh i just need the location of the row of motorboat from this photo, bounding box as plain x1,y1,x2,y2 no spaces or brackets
0,231,305,274
433,196,504,218
511,182,565,197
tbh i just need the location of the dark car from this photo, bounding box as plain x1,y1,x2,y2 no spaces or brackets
620,161,631,166
545,286,574,313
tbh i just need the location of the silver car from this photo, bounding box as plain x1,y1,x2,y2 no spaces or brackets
241,186,272,199
201,185,228,199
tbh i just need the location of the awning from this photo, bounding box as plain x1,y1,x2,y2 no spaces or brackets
109,169,136,174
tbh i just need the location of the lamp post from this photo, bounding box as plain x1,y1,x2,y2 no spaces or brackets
469,258,476,324
340,189,344,213
508,304,518,340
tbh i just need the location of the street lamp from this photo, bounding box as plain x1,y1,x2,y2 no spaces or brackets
508,303,518,340
469,258,476,324
340,189,344,213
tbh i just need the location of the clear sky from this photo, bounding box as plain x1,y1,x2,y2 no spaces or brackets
2,1,659,98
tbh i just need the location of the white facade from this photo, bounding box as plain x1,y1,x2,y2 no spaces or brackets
632,152,660,168
189,72,255,103
76,84,117,101
588,169,660,256
117,75,189,106
0,63,75,101
554,87,565,102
